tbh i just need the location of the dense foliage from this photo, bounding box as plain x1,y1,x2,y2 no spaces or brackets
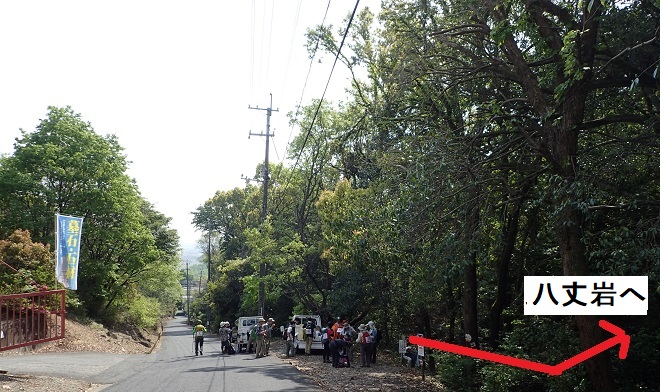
0,106,182,329
194,1,658,391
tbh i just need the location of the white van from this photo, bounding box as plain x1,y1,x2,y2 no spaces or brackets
292,314,323,352
235,316,261,353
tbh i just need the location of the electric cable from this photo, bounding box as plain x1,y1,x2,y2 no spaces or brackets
268,0,331,187
271,0,361,215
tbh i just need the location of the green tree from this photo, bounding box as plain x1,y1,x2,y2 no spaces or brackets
0,106,183,326
192,2,658,390
310,1,659,389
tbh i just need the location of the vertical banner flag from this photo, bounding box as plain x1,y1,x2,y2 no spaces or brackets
55,214,84,290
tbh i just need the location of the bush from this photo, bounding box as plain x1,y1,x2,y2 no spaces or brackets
117,294,161,330
0,230,54,294
479,317,586,392
436,352,478,392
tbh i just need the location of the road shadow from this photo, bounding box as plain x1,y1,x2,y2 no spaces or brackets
183,358,320,391
162,318,197,337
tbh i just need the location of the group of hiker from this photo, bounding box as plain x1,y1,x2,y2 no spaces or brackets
192,316,381,368
249,317,276,358
321,319,380,368
283,317,380,368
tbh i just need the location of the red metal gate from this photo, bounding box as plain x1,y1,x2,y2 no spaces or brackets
0,289,66,351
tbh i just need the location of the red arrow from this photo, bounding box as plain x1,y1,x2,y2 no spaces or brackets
408,319,629,376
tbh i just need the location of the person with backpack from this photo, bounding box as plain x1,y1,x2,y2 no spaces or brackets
343,321,357,360
254,318,267,358
357,324,372,367
264,318,275,355
285,320,297,357
218,321,232,354
329,335,350,368
246,323,254,353
321,320,333,363
192,320,206,356
303,318,316,356
368,320,378,364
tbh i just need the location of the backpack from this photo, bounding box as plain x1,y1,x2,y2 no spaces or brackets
194,325,204,337
363,332,372,344
304,321,314,337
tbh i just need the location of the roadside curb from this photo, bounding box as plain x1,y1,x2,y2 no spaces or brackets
148,319,165,354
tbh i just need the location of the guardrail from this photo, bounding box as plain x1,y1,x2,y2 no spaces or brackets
0,289,66,351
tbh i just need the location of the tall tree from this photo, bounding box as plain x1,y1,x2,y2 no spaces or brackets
374,0,659,389
0,106,182,324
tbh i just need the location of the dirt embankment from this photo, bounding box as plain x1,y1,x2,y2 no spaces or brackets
0,317,160,392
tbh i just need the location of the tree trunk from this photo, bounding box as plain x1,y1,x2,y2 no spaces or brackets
462,250,479,348
479,1,614,387
558,206,614,392
489,195,523,348
462,184,480,349
447,284,458,343
554,39,615,390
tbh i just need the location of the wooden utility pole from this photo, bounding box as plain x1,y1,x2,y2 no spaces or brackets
206,224,212,327
248,93,278,317
186,262,190,324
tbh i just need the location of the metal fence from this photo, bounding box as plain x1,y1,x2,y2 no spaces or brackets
0,289,66,351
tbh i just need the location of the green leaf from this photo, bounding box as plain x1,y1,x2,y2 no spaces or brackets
587,0,595,13
629,77,639,91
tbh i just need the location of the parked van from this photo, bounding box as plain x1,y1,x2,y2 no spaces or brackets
291,314,323,352
235,316,261,353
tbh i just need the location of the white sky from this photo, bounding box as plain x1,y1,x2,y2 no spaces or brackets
0,1,379,262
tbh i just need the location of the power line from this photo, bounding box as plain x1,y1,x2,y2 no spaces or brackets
271,0,305,164
278,0,304,96
269,0,332,190
281,0,332,161
273,0,361,213
250,0,256,94
264,2,275,87
258,0,267,89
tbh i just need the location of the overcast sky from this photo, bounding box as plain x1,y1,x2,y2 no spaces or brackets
0,1,379,262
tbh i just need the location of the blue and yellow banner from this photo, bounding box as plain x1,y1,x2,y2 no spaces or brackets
55,214,84,290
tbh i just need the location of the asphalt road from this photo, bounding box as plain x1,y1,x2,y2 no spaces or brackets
0,318,321,392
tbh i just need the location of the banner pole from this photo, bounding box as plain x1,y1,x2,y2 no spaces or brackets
54,212,58,289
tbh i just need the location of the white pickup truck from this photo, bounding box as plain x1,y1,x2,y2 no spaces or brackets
235,316,261,353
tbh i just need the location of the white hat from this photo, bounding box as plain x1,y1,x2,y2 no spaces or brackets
367,321,375,327
358,324,366,331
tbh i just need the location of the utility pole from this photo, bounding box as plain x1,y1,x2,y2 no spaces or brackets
206,220,212,327
186,262,190,324
248,93,278,317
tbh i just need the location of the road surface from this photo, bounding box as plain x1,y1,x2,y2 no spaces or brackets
0,318,321,392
